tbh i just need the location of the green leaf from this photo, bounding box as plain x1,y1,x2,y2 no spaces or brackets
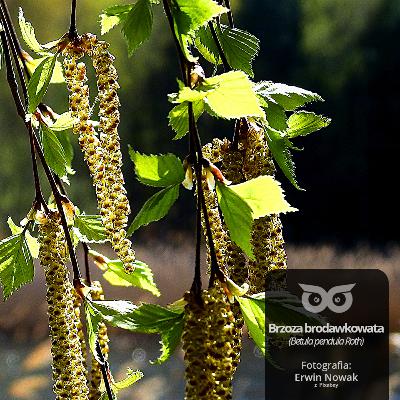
255,81,323,111
7,217,39,258
171,0,227,61
51,112,78,131
0,234,34,300
25,57,65,84
229,176,297,219
237,295,266,356
194,25,221,64
217,25,260,78
150,316,184,364
168,101,204,140
286,111,331,138
203,71,265,119
74,214,107,243
113,369,143,390
216,181,254,259
88,300,184,364
84,301,102,356
121,0,153,56
100,4,134,35
264,101,288,131
129,150,185,187
27,55,57,113
266,128,302,190
127,185,180,234
40,124,68,178
57,131,74,173
18,8,51,56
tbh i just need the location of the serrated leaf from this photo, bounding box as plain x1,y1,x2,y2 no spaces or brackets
286,111,331,138
194,25,221,64
0,234,34,300
18,8,52,56
7,217,39,258
74,214,107,243
57,131,74,173
266,128,302,190
171,0,227,61
40,124,68,178
85,301,102,356
25,57,64,84
264,101,288,131
100,4,134,35
255,81,323,111
237,295,266,356
170,85,214,103
122,0,153,56
168,101,204,139
27,55,57,113
129,150,185,187
51,112,78,131
88,300,184,364
113,369,143,390
217,25,260,78
216,181,254,259
229,176,297,219
203,71,265,119
127,185,180,234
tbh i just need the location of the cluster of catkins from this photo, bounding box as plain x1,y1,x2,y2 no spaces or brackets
182,285,238,400
183,120,288,397
38,211,89,399
62,34,136,273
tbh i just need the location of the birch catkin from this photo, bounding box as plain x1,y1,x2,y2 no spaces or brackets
62,35,136,273
38,211,89,399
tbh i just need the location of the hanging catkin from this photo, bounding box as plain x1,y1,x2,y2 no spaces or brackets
182,284,236,400
242,122,287,293
38,211,89,399
62,35,136,273
88,281,110,400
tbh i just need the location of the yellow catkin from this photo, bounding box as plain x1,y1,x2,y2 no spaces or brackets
62,35,136,273
38,211,89,399
73,291,87,373
183,285,236,400
88,281,110,400
242,122,287,293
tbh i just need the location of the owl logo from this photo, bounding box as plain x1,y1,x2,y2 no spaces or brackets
299,283,356,314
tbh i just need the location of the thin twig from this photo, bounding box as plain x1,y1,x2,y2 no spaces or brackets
69,0,78,40
208,22,230,71
223,0,234,28
95,341,114,400
83,243,91,286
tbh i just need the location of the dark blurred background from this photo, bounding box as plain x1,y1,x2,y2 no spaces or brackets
1,0,399,247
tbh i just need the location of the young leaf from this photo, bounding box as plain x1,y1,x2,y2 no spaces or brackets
168,100,204,140
121,0,153,56
85,302,102,356
100,4,134,35
264,101,288,131
50,112,78,131
229,176,297,219
74,214,107,243
204,71,265,119
40,124,68,178
217,25,260,78
57,131,74,174
88,300,184,364
18,8,51,56
127,184,180,235
286,111,331,138
169,85,215,104
194,25,221,65
25,57,65,84
216,182,254,259
27,55,57,113
0,234,34,300
129,150,185,187
171,0,227,61
255,81,323,111
237,295,266,356
7,217,39,258
266,128,302,190
112,369,143,391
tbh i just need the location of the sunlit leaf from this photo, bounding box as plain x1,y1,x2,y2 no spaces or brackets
168,101,204,139
7,217,39,258
25,57,64,84
286,111,331,138
100,4,134,35
74,214,107,243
